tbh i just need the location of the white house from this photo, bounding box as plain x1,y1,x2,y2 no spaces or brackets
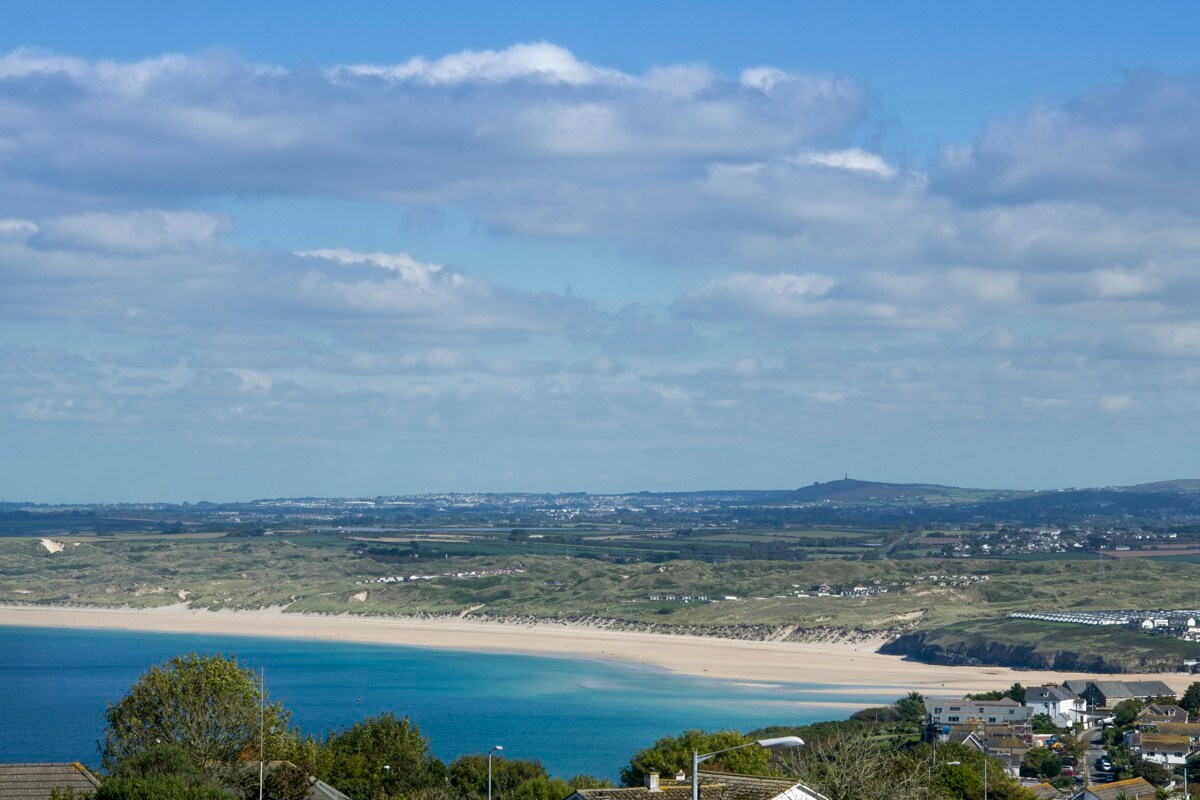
1025,685,1086,727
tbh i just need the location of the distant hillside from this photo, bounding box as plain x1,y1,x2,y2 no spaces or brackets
789,478,1020,505
1122,479,1200,494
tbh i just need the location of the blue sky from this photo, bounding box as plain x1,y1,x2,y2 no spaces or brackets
3,2,1200,501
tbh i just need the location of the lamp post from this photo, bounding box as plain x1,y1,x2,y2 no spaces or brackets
947,756,987,800
488,745,504,800
690,737,804,800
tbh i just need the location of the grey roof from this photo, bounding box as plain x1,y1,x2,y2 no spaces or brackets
1076,776,1157,800
1060,680,1175,702
925,696,1022,710
571,784,721,800
569,772,830,800
698,771,818,800
1027,685,1074,704
307,775,352,800
1087,680,1175,700
0,763,102,799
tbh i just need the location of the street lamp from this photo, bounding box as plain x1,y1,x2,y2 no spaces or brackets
691,737,804,800
945,756,988,800
488,745,504,800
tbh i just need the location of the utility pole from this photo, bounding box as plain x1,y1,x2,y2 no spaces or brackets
259,668,265,800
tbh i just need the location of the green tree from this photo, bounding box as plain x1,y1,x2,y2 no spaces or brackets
94,744,231,799
895,692,926,725
1181,681,1200,716
101,655,290,780
317,713,447,800
1114,699,1144,727
620,730,774,788
449,755,549,800
1020,748,1061,779
1005,683,1026,704
1030,714,1060,734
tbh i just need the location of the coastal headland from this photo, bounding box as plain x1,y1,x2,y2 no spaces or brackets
1,603,1193,697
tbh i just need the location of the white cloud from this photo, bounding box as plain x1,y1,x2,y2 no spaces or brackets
332,42,630,86
793,148,897,178
32,210,230,254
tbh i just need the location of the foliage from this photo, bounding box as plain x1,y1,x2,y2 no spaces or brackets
784,738,1035,800
94,775,232,799
1181,681,1200,716
50,790,94,800
1131,757,1173,786
288,713,447,800
895,692,925,725
96,744,233,800
101,654,289,779
1030,714,1060,734
1019,747,1061,779
620,730,775,788
1114,698,1144,727
847,706,901,723
928,745,1036,800
966,683,1025,704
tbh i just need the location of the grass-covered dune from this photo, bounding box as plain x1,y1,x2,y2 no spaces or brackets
880,618,1200,673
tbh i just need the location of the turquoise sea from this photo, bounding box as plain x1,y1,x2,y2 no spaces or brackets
0,626,891,779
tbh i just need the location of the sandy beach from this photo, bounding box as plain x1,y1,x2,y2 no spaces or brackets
0,603,1193,697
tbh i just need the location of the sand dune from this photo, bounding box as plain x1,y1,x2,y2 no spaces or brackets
0,603,1193,697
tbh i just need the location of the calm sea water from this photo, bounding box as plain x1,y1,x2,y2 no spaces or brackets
0,626,890,779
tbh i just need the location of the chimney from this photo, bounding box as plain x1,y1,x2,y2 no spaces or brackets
644,772,660,792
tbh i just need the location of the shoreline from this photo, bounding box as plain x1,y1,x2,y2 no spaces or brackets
1,603,1194,697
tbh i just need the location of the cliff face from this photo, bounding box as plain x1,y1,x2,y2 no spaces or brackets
879,627,1191,673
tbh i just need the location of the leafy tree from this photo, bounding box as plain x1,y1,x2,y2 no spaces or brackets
449,756,609,800
50,790,93,800
1030,714,1060,734
1056,732,1085,762
620,730,774,788
1114,699,1144,727
94,776,232,800
1020,747,1061,779
94,744,231,799
1005,683,1026,704
1181,681,1200,716
1132,757,1173,786
314,713,447,800
449,755,549,800
896,692,926,725
101,655,290,780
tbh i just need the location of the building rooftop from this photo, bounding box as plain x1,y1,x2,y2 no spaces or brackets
1079,776,1157,800
0,763,102,799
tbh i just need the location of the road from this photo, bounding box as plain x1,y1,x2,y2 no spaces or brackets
1081,725,1108,787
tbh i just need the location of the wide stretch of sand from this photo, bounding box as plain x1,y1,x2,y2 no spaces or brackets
0,603,1193,697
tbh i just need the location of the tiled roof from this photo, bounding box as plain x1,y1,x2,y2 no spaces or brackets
1027,685,1074,704
1087,680,1175,700
1027,783,1061,799
697,771,811,800
925,696,1022,709
572,784,721,800
1137,703,1188,722
1135,733,1190,751
0,763,102,799
570,772,830,800
1081,776,1157,800
1154,722,1200,736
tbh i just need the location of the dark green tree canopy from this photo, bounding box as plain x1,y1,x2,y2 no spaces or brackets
315,713,447,800
1181,681,1200,716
